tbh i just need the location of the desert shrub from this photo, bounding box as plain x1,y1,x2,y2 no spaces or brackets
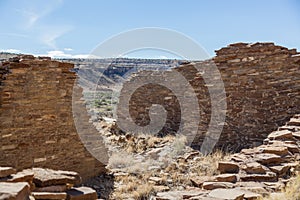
170,135,187,157
108,151,135,169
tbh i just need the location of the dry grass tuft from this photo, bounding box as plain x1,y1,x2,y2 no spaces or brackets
264,172,300,200
108,151,135,169
113,175,154,200
192,150,230,176
170,135,187,157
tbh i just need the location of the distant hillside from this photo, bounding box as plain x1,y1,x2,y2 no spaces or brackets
57,57,187,90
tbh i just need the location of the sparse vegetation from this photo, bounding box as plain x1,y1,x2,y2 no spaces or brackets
108,151,135,169
264,172,300,200
170,135,187,157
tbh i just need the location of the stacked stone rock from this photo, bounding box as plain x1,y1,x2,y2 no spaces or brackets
0,167,97,200
0,55,107,180
121,43,300,151
155,114,300,199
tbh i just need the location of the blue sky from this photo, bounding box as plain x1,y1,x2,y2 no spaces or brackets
0,0,299,59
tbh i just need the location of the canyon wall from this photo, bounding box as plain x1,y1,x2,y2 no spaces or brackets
0,56,107,180
120,43,300,151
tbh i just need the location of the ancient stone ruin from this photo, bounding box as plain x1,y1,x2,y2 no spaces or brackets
0,56,107,180
121,42,300,151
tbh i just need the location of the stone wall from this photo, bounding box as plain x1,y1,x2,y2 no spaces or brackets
0,56,107,180
119,43,300,151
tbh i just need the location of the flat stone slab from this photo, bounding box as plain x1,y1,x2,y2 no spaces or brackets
32,192,67,199
262,146,289,156
0,182,30,200
0,167,16,178
66,187,97,200
288,118,300,126
240,172,277,182
269,165,291,177
268,130,293,140
215,174,237,183
34,185,69,192
4,170,34,183
29,168,81,187
245,162,267,174
254,153,283,165
202,182,234,190
218,162,239,173
292,131,300,139
208,189,244,200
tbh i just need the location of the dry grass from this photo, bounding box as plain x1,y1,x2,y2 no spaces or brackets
113,175,154,200
264,172,300,200
170,135,187,157
108,151,135,169
192,150,230,176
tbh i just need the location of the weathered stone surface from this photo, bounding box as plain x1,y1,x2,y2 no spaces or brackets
4,170,34,183
30,168,81,187
156,191,182,200
0,167,16,178
255,153,283,165
32,192,67,200
242,190,262,200
243,162,267,174
268,130,293,140
261,146,289,156
218,162,239,173
190,176,212,187
292,131,300,139
34,185,69,192
0,182,30,200
269,165,290,177
202,182,234,190
287,118,300,126
240,172,277,182
156,190,206,200
215,174,238,183
208,189,244,200
153,185,170,192
66,187,97,200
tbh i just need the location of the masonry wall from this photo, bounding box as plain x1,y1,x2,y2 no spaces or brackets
0,57,107,180
121,43,300,151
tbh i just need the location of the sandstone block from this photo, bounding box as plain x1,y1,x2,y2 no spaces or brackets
255,153,283,165
215,174,238,183
32,192,67,200
208,189,244,200
0,182,30,200
240,172,277,182
0,167,16,178
244,162,267,174
218,162,239,173
66,187,97,200
202,182,234,190
262,146,289,156
268,130,293,140
30,168,81,187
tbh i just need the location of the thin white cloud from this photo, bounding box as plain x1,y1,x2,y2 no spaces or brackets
36,50,100,59
39,26,73,49
15,0,72,49
43,50,71,58
64,48,73,51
